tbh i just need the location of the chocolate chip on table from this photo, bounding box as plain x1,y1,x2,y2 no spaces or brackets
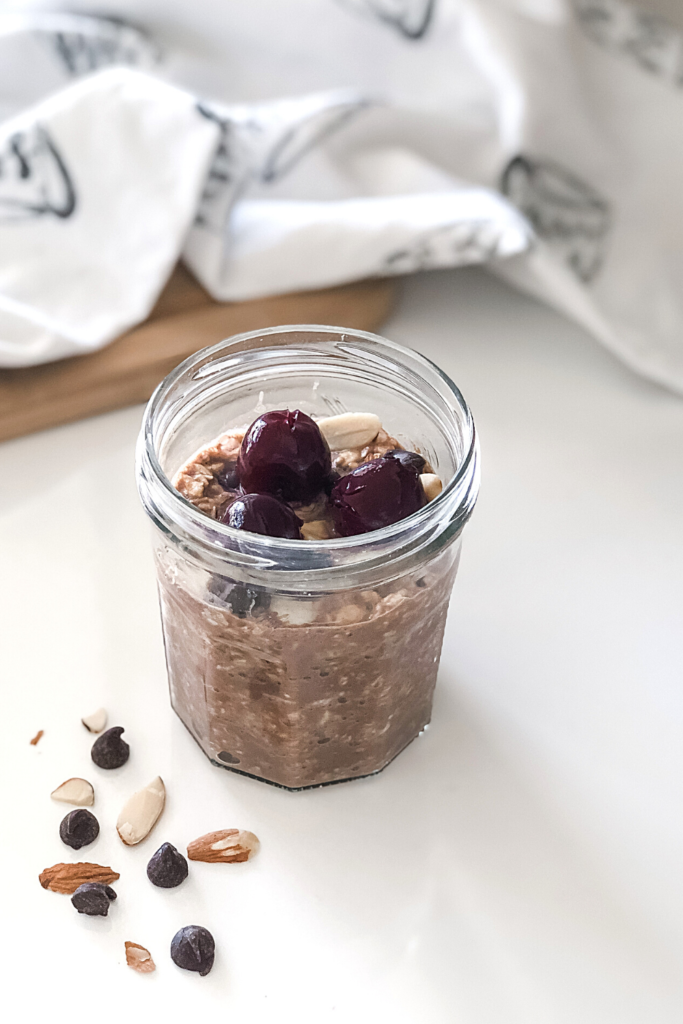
146,843,189,888
91,726,130,769
170,925,215,976
59,809,100,850
71,882,117,917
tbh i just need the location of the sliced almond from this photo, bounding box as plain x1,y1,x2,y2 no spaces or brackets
125,942,156,974
39,862,120,894
187,828,260,864
317,412,381,451
420,473,443,501
270,597,318,626
301,519,332,541
51,777,94,807
116,777,165,846
81,708,108,733
334,604,365,625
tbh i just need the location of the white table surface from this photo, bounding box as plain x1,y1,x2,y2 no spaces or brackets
2,267,682,1023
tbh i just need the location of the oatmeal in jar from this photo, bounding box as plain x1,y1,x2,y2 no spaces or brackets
137,326,478,789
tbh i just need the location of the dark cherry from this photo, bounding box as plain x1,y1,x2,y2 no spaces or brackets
237,409,331,503
331,454,426,536
221,493,303,539
384,448,426,473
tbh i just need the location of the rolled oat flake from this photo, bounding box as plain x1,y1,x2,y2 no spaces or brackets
170,925,215,976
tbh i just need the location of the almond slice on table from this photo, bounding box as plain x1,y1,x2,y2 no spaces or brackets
51,777,95,807
116,777,165,846
81,708,108,733
317,412,381,451
187,829,260,864
125,942,156,974
39,862,120,894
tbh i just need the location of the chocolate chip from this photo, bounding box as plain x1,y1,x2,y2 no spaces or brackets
59,808,99,850
216,461,240,490
217,751,240,765
170,925,215,976
323,470,341,495
385,449,426,473
208,578,271,618
71,882,117,917
146,843,189,888
91,726,130,769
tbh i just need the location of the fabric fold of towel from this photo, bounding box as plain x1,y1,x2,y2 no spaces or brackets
1,1,683,394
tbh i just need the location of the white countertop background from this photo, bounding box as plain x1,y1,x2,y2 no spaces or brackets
2,267,682,1022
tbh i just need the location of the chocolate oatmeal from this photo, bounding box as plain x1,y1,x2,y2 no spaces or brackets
138,329,479,791
156,546,458,788
173,423,408,534
153,410,455,788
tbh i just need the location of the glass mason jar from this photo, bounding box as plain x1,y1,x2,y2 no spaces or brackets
136,325,479,789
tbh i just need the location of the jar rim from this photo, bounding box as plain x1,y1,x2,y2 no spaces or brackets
137,324,479,579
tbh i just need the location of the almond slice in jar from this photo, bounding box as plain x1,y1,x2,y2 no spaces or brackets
301,519,332,541
51,778,95,807
420,473,443,501
116,777,165,846
317,412,381,451
81,708,108,733
187,829,260,863
39,862,120,894
125,942,156,974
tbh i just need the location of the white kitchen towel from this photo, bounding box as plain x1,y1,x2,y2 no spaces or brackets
1,1,683,393
0,68,218,366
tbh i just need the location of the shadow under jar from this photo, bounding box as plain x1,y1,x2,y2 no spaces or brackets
136,326,479,789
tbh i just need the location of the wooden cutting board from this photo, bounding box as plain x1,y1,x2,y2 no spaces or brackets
0,265,395,443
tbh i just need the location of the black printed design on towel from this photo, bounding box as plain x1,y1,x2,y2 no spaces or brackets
194,104,244,231
334,0,436,40
46,17,159,76
501,156,611,283
572,0,683,86
0,125,76,222
383,220,513,275
195,97,369,233
261,101,370,183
